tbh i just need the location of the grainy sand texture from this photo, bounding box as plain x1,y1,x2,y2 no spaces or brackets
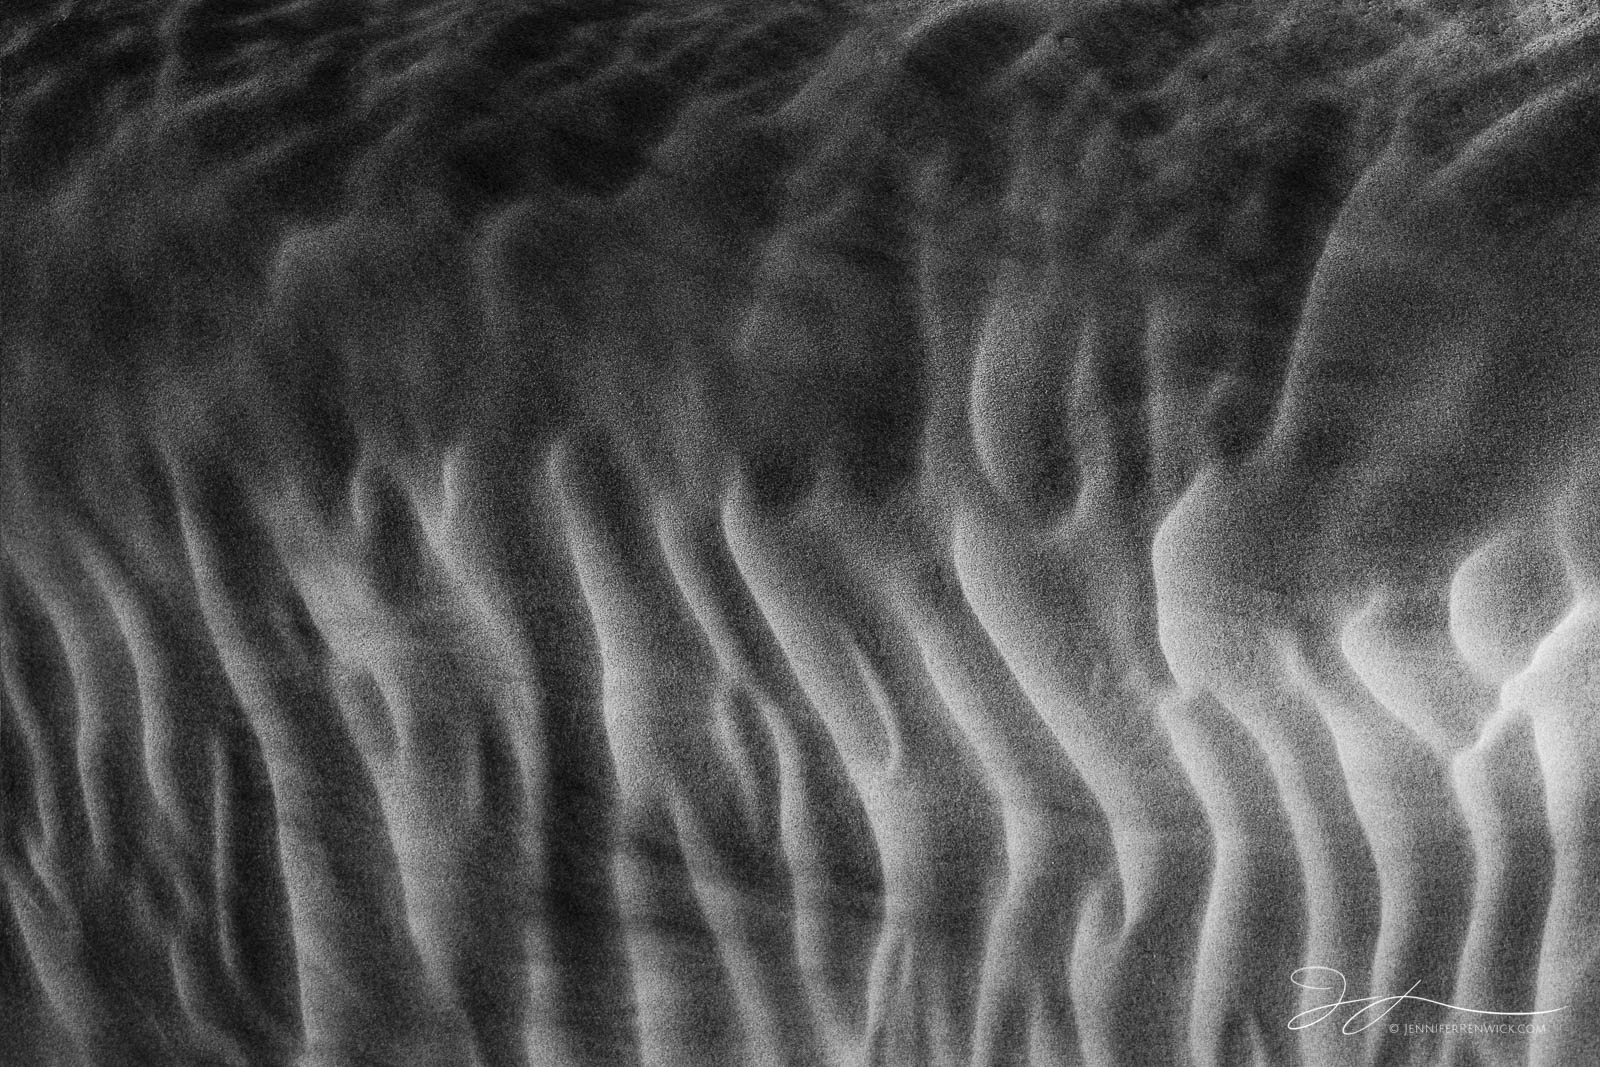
3,1,1598,1064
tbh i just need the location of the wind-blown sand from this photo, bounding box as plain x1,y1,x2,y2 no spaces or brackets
2,1,1598,1064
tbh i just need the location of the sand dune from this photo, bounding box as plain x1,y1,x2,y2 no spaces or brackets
3,1,1598,1064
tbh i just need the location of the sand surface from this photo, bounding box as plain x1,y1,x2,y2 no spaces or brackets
3,1,1599,1064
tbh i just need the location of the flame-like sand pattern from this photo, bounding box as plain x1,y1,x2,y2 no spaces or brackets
3,2,1598,1064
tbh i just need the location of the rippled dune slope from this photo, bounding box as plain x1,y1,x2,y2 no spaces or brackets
3,1,1599,1064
